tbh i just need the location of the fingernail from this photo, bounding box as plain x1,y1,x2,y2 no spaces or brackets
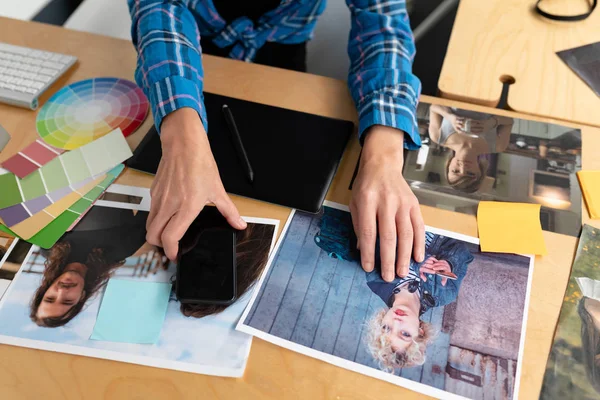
363,262,373,271
384,272,394,282
239,217,247,228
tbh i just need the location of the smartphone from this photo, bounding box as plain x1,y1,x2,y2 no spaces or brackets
176,207,237,305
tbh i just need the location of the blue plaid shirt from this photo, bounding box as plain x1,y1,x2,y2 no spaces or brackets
128,0,422,149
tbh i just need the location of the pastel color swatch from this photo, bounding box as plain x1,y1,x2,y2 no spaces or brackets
0,128,132,209
0,164,124,248
1,139,64,179
477,201,547,256
9,175,105,239
37,78,149,150
0,176,94,227
91,279,171,344
577,171,600,219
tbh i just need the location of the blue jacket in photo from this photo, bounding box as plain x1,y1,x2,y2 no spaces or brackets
366,233,474,313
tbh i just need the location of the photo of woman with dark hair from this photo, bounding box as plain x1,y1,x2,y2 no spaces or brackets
30,206,150,328
428,105,513,193
0,194,280,377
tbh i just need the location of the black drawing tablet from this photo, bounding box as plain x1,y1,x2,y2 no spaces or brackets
127,92,354,213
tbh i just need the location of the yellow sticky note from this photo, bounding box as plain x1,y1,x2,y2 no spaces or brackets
477,201,547,255
578,171,600,219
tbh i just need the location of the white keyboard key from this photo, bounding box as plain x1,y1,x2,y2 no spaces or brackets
21,79,34,87
0,67,5,73
30,66,40,73
59,55,73,63
31,82,44,89
25,88,37,94
40,68,58,76
34,75,51,83
4,84,15,90
41,61,63,69
40,52,53,60
14,85,26,92
50,54,63,62
0,76,8,83
0,43,30,55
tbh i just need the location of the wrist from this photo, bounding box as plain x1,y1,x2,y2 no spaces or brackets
160,108,206,150
362,125,405,164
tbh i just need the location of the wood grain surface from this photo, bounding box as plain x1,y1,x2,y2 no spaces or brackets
438,0,600,128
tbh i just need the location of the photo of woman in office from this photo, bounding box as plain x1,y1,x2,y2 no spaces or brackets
30,207,149,328
428,105,514,193
364,231,474,370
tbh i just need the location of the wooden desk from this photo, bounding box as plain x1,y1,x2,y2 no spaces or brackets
0,16,599,400
438,0,600,128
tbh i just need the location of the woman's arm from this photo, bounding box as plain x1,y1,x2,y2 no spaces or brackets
128,0,206,132
428,105,454,144
345,0,421,149
128,0,245,261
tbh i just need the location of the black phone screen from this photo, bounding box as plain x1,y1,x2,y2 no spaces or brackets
177,227,236,304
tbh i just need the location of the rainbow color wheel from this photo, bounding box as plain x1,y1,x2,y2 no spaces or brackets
36,77,149,150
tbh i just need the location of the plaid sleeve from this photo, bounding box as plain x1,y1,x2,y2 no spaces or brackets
346,0,422,150
128,0,207,133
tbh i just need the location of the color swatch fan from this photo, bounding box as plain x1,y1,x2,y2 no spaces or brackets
36,78,149,150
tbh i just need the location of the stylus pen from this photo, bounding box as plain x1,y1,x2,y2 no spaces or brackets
222,104,255,183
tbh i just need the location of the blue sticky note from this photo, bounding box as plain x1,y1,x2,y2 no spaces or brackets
91,279,171,344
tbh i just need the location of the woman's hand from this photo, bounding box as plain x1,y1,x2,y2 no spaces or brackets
419,258,452,286
146,108,246,260
350,125,425,283
447,114,465,133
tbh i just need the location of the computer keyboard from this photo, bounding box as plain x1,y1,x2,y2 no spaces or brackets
0,42,77,110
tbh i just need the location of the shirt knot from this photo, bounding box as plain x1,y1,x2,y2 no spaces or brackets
212,17,269,62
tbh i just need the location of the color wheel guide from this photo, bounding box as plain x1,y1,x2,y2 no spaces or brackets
0,77,146,247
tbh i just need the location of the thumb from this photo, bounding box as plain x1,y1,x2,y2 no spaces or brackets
213,190,247,230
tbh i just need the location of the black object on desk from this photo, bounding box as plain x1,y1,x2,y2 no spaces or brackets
176,206,237,305
127,92,354,213
222,104,254,183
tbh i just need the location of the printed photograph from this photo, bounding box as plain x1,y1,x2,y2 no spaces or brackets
401,102,582,237
0,235,30,299
540,224,600,400
0,203,278,377
239,202,533,400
